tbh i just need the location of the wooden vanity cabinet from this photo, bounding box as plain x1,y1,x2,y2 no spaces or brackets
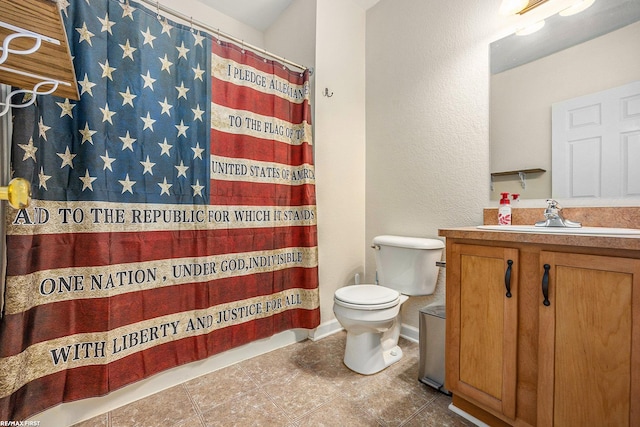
446,243,518,420
443,235,640,427
537,251,640,427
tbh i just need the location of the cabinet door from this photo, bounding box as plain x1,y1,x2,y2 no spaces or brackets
538,252,640,427
447,244,518,419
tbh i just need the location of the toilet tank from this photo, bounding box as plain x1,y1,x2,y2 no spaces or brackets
373,235,444,296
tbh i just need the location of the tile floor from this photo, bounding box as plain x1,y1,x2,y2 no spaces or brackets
74,332,472,427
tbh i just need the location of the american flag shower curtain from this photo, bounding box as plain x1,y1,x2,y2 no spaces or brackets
0,0,318,420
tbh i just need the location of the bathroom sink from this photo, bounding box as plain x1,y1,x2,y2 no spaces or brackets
476,225,640,236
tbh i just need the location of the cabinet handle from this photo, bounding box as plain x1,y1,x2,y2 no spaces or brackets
504,259,513,298
542,263,551,306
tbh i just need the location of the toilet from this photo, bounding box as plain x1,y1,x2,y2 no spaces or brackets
333,235,444,375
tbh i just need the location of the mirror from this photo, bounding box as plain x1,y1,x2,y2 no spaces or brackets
489,0,640,200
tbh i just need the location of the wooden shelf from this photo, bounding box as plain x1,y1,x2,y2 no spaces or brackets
491,168,546,177
0,0,79,100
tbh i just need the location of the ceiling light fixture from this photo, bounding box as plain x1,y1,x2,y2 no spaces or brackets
559,0,596,16
499,0,529,16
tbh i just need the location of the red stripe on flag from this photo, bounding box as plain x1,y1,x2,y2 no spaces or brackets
210,129,314,165
6,226,317,275
211,76,312,124
210,181,316,206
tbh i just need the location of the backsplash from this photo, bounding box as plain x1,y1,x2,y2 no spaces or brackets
483,207,640,229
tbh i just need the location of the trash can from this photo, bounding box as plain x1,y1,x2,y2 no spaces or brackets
419,303,450,395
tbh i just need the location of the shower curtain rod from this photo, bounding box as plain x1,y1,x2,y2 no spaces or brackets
138,0,310,73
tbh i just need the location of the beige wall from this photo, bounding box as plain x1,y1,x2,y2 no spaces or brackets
363,0,640,329
314,0,367,326
365,0,500,328
265,0,316,68
268,0,369,330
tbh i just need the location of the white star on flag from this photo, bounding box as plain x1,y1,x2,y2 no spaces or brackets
18,137,38,162
141,113,156,131
119,174,136,194
79,170,97,191
158,177,172,195
57,147,76,169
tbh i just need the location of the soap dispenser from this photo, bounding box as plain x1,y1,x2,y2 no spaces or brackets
498,192,511,225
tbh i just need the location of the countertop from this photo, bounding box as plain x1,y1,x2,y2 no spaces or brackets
439,226,640,252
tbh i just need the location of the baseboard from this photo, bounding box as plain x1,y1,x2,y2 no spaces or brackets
448,404,490,427
28,329,309,427
400,323,419,343
308,320,418,343
307,318,343,341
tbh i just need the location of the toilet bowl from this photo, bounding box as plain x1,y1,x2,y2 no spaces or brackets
333,235,444,375
334,284,410,374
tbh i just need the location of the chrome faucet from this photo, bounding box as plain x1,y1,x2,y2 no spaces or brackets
535,199,582,228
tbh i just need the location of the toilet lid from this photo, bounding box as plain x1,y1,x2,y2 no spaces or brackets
334,285,400,309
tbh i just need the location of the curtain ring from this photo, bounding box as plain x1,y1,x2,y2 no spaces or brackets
156,1,161,20
241,40,245,54
190,16,195,33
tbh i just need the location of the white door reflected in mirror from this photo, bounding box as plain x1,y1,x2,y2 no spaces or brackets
552,81,640,198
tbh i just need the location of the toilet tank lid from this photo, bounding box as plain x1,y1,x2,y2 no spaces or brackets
373,235,444,250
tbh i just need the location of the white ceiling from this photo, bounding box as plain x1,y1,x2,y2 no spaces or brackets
196,0,381,32
196,0,294,31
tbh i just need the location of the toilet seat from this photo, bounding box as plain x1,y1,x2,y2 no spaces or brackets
334,284,400,310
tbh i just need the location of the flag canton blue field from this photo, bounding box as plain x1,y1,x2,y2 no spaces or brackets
12,0,211,205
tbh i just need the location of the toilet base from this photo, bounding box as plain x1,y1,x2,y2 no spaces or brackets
343,329,404,375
